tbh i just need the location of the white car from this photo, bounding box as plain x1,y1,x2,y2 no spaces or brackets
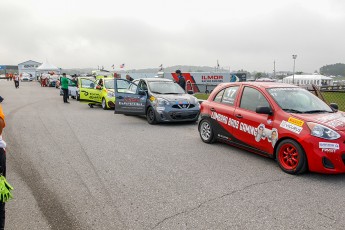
59,78,78,99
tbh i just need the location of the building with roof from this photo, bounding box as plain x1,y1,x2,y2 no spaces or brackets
18,60,42,79
282,74,333,86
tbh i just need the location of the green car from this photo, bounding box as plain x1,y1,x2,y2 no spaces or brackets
78,77,115,110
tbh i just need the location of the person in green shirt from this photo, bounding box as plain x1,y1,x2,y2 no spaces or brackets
61,73,69,103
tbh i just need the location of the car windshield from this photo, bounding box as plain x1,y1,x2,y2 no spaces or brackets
267,87,333,113
104,80,114,89
148,81,185,94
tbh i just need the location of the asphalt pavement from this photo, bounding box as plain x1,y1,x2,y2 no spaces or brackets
0,80,345,230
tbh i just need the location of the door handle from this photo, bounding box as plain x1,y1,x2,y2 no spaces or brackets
235,114,243,118
210,108,215,112
116,96,124,99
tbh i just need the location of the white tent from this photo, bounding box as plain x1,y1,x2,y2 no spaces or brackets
283,74,333,86
36,61,60,72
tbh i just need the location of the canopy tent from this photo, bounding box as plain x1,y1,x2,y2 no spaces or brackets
283,74,333,86
36,61,60,72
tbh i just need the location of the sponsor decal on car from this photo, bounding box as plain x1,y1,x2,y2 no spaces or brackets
288,117,304,127
280,120,303,134
319,142,339,149
211,112,278,147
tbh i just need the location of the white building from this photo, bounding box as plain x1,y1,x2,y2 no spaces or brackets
18,60,42,79
283,74,333,86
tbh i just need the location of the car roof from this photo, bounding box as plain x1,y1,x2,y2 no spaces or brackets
218,82,298,89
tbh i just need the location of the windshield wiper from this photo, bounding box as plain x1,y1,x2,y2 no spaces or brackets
162,92,180,94
303,110,333,114
282,108,303,113
151,91,162,94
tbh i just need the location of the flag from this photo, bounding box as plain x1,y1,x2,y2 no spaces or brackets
111,64,114,69
120,63,125,68
159,64,163,71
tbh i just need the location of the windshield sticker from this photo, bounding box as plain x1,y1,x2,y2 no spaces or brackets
211,112,278,148
280,120,303,134
288,117,304,127
319,142,339,149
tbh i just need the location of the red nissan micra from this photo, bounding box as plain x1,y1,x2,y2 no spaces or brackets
198,82,345,174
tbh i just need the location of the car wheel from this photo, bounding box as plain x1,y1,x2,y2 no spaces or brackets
88,103,94,108
276,139,307,174
102,98,107,110
199,119,215,143
146,107,157,125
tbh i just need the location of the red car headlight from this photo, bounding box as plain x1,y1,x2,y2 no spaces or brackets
307,122,341,140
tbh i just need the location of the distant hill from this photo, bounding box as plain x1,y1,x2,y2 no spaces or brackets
320,63,345,77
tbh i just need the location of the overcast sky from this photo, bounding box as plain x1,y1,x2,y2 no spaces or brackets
1,0,345,73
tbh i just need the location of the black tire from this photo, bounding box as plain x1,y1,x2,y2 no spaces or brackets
88,103,94,108
102,98,107,110
199,119,215,143
275,139,308,174
146,107,157,125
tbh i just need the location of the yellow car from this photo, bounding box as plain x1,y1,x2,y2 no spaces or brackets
78,77,115,110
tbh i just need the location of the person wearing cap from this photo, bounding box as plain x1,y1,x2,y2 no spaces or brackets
0,103,7,229
61,73,69,103
175,70,186,91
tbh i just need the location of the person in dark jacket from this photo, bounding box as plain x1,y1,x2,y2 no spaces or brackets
175,70,186,91
126,74,134,82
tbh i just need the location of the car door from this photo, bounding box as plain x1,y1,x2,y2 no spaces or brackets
208,86,240,142
79,78,100,103
232,86,276,155
114,79,147,115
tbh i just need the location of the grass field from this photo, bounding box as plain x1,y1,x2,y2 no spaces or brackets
194,93,209,100
321,92,345,111
194,92,345,111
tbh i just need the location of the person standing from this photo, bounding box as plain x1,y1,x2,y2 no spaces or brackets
175,70,186,91
14,74,19,89
61,73,69,103
126,74,134,82
0,103,7,229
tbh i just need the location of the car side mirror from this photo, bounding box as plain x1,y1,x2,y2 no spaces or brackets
256,106,273,115
138,90,146,95
187,90,194,95
90,83,95,88
330,103,338,112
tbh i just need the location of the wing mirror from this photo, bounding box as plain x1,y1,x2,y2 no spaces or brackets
256,106,273,115
330,103,338,112
90,83,95,88
187,90,194,95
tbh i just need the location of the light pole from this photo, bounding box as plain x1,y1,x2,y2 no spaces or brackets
292,54,297,84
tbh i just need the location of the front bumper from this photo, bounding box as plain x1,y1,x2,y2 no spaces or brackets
154,107,200,122
303,131,345,174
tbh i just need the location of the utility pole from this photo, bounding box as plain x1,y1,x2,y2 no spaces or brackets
273,60,276,79
292,55,297,84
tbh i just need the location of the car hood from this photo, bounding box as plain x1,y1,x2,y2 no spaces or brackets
293,112,345,131
153,94,197,104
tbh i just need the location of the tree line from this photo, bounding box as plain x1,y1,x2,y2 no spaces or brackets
320,63,345,76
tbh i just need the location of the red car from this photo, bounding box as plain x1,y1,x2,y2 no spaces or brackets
198,82,345,174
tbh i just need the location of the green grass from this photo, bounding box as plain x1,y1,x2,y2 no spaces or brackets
321,92,345,111
194,93,209,100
